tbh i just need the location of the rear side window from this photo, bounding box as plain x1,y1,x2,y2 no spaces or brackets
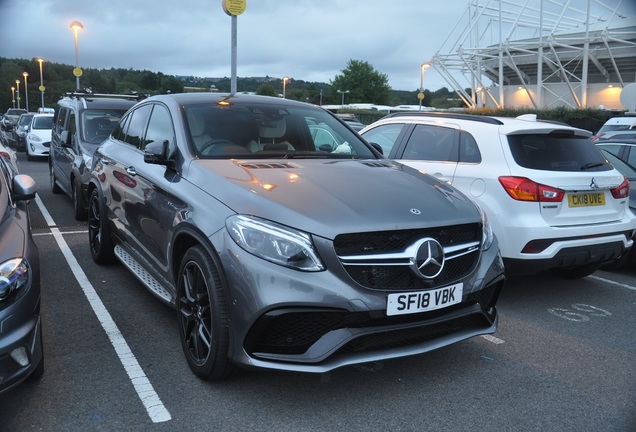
402,125,457,162
508,133,611,172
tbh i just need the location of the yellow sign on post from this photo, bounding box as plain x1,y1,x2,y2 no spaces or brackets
222,0,246,16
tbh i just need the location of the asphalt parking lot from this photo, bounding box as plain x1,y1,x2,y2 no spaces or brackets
0,150,635,432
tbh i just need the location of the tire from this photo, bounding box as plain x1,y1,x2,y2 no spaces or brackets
26,145,34,161
73,180,87,220
177,245,240,380
549,263,600,279
599,249,632,272
88,188,115,264
49,161,62,194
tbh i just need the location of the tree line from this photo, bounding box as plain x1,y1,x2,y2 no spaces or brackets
0,57,464,113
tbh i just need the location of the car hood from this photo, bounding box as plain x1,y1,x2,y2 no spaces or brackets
187,158,480,239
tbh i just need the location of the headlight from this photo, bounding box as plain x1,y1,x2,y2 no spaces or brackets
28,134,42,142
0,258,30,302
226,215,324,271
478,206,494,251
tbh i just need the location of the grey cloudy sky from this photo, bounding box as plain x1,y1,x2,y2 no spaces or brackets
2,0,633,93
0,0,469,91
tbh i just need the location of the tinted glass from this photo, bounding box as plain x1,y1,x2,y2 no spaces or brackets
145,105,174,150
361,123,404,156
459,131,481,163
402,124,457,162
122,105,152,149
81,109,130,144
601,149,636,179
508,133,611,172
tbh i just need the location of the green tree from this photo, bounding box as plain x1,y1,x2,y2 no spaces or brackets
330,60,391,105
256,83,277,97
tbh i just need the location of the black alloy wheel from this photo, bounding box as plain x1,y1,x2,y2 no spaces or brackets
88,188,115,264
177,245,239,380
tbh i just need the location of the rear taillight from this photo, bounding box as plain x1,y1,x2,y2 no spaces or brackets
499,176,565,202
611,177,630,199
0,151,12,162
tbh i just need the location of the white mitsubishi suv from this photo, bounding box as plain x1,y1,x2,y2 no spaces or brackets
360,112,636,278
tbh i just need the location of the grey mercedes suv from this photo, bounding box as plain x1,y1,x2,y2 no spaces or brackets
88,93,505,380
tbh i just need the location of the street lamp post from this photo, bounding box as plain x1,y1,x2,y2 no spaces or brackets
282,76,289,98
23,72,29,112
70,21,84,90
37,58,45,109
419,62,431,111
10,87,15,108
337,89,350,107
15,80,21,109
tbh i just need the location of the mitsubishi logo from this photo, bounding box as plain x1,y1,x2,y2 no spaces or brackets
410,238,445,279
590,177,599,189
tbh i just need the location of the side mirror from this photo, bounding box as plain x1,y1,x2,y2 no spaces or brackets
12,174,37,201
144,140,173,167
371,142,384,155
60,130,71,147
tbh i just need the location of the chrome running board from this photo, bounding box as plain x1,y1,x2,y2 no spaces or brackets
114,245,173,304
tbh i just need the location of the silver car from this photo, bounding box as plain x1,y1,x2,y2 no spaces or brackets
88,93,504,380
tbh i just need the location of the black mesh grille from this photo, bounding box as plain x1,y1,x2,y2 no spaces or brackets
335,224,482,289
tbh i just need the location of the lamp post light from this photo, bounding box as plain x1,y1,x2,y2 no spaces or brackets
37,58,45,109
419,62,431,111
15,80,21,109
22,72,29,112
10,87,15,108
337,89,350,107
70,21,84,90
282,76,289,98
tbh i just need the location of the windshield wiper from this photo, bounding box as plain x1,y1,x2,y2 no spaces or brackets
580,162,604,170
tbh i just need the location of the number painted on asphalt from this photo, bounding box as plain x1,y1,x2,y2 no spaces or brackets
548,304,611,322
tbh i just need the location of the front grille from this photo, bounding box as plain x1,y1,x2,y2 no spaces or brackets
335,224,482,289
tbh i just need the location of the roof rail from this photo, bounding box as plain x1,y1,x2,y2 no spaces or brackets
381,111,504,125
61,89,147,101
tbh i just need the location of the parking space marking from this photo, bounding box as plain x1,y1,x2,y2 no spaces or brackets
589,275,636,292
33,230,88,237
481,334,505,344
34,195,172,424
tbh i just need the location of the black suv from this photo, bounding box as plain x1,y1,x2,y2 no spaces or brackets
1,109,27,132
49,92,142,219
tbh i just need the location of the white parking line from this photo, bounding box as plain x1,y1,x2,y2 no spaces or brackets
589,275,636,291
34,195,171,424
481,334,505,344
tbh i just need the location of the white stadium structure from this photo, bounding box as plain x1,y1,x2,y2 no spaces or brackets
430,0,636,110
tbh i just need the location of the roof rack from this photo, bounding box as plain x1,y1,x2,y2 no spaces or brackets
61,89,147,101
381,111,504,125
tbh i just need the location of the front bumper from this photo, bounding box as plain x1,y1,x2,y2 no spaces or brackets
215,232,505,373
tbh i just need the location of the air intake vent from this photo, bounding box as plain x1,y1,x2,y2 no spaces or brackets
361,161,394,168
239,162,296,169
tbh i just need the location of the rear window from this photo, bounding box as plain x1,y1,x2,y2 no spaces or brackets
508,133,611,172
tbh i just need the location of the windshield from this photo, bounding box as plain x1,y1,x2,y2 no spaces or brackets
81,109,129,144
184,103,377,159
19,115,34,126
33,116,54,129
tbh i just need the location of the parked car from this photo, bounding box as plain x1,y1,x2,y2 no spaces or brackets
359,112,636,278
595,138,636,167
1,109,27,132
0,132,19,173
336,113,365,131
14,112,35,151
592,115,636,141
0,156,43,395
49,92,142,220
591,130,636,142
25,113,54,160
596,148,636,270
88,93,505,380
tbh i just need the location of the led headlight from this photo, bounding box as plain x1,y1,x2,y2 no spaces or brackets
0,258,30,302
226,215,324,271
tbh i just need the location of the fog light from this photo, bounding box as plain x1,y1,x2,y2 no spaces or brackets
10,347,30,367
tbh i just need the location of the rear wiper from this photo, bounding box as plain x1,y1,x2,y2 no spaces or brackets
580,162,604,170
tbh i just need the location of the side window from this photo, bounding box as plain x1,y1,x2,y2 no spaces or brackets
55,107,69,133
459,131,481,163
68,112,77,147
112,113,130,142
122,104,152,149
144,105,174,150
627,147,636,167
403,125,458,162
361,123,405,156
